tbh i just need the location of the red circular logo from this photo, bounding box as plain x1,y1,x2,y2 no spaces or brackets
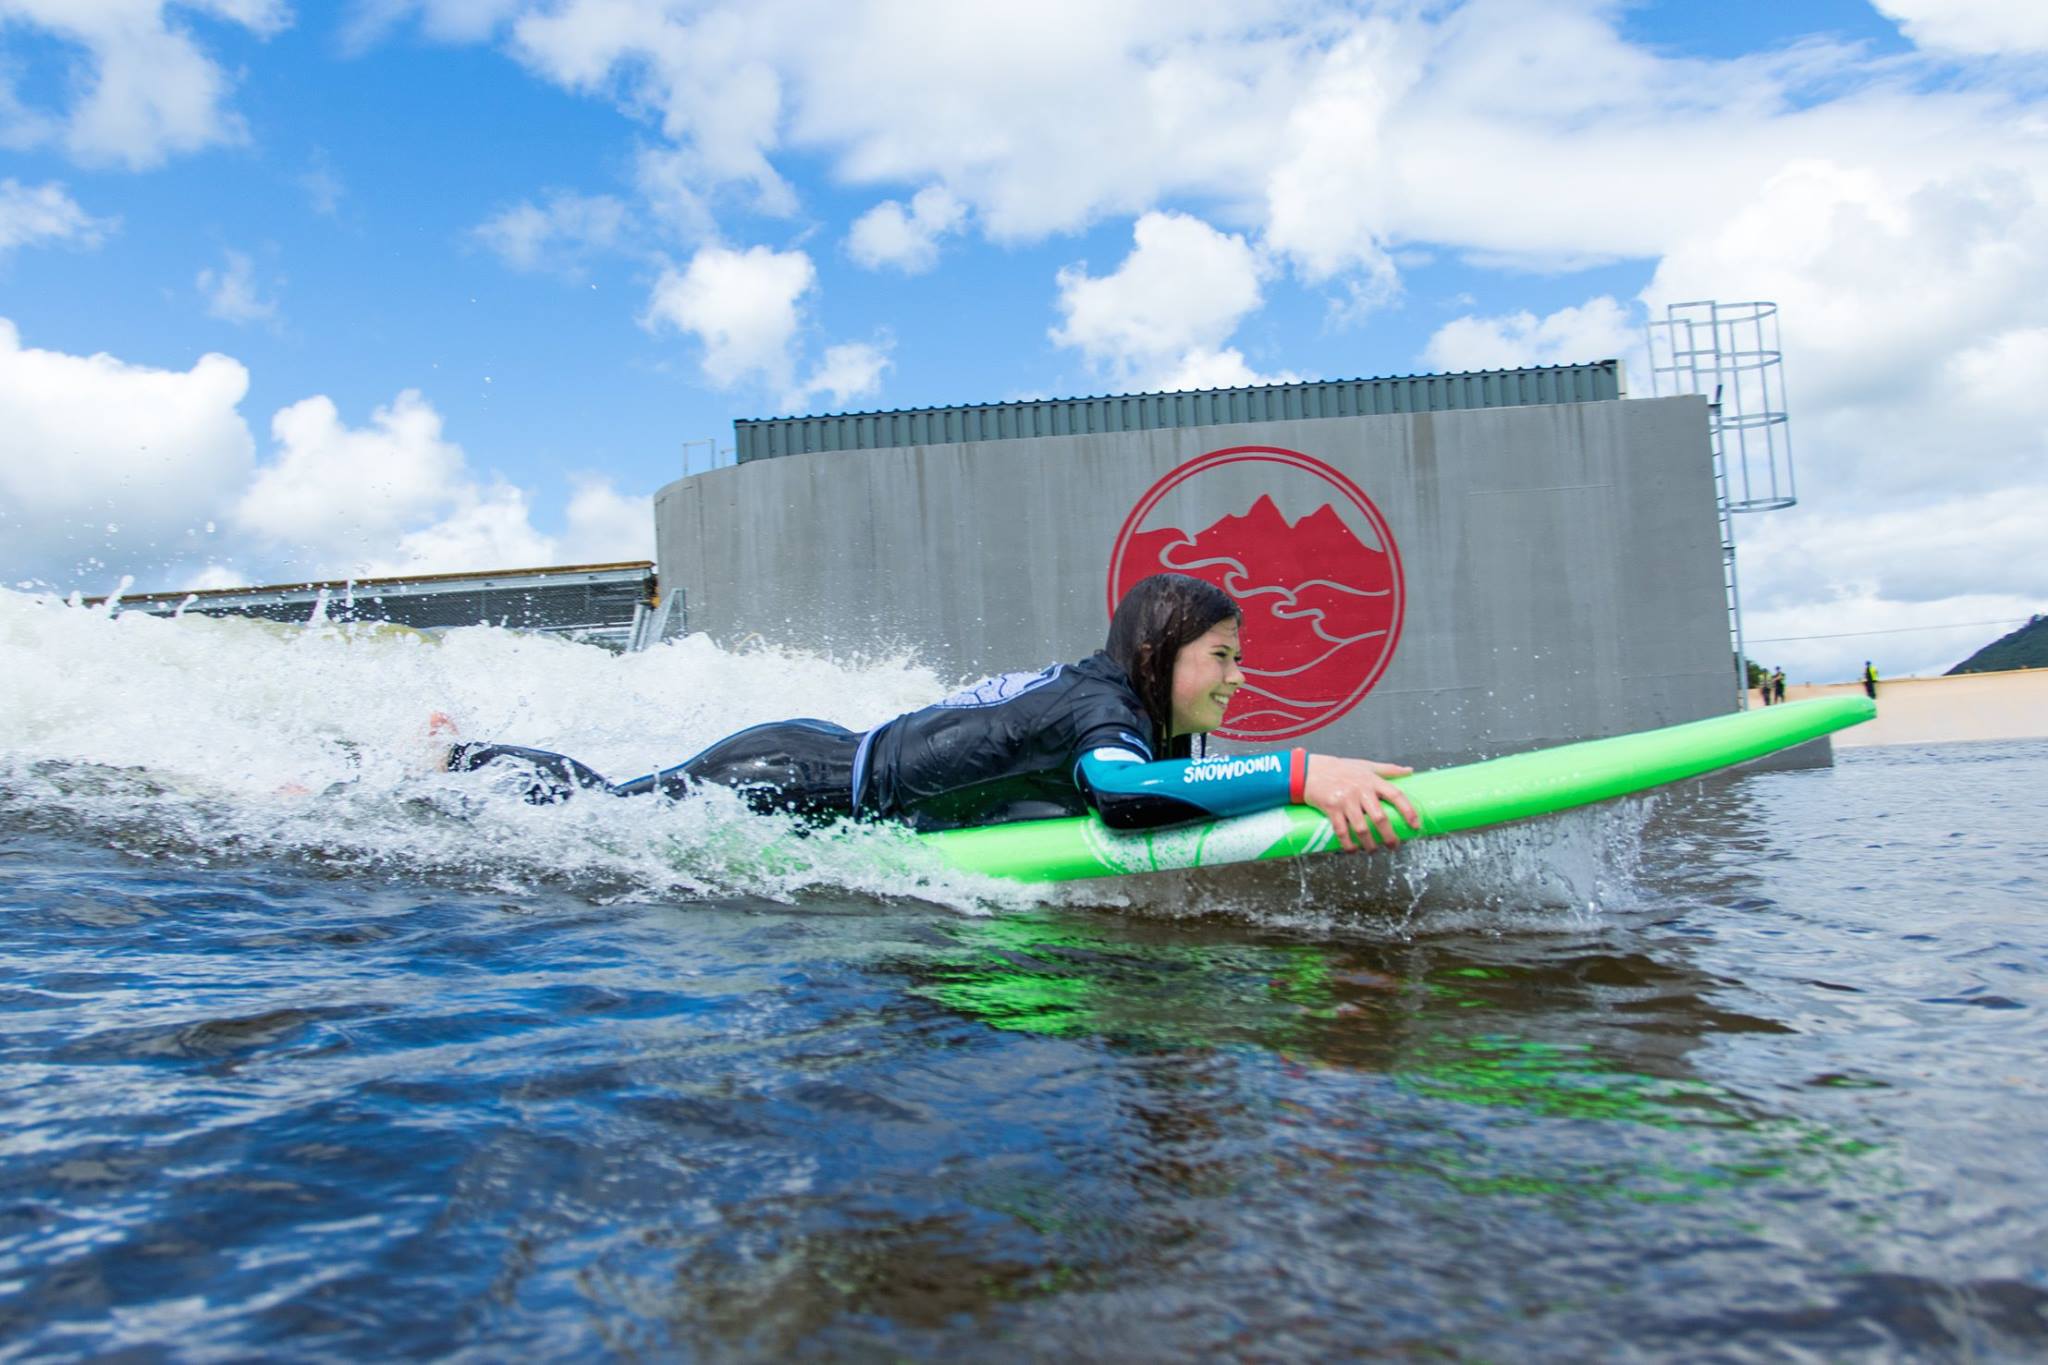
1108,446,1404,742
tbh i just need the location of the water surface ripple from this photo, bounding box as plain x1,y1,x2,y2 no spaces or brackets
3,741,2045,1360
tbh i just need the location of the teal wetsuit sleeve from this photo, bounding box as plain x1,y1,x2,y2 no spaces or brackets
1074,746,1308,831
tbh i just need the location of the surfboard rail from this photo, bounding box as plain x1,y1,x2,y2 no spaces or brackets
920,696,1876,883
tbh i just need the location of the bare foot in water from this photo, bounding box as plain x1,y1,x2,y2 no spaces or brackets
424,711,462,770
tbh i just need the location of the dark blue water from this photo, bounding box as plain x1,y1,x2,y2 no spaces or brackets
3,741,2045,1360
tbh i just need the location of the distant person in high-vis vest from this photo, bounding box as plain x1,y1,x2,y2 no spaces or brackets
1863,661,1879,699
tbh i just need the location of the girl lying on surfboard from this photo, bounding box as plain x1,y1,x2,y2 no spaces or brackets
446,573,1421,851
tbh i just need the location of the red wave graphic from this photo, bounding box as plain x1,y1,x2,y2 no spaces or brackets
1114,495,1398,738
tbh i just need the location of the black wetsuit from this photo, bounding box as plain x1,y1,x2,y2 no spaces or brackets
452,651,1305,832
449,718,867,821
860,653,1159,827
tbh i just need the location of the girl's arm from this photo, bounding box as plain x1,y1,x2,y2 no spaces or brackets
1074,745,1302,829
1075,748,1421,847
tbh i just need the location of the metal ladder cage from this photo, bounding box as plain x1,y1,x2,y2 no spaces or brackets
1645,301,1800,708
1647,301,1797,511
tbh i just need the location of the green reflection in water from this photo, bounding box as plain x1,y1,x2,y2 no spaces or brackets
904,910,1889,1207
1400,1035,1729,1126
911,911,1334,1044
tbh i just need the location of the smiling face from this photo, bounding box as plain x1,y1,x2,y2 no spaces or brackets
1168,616,1245,737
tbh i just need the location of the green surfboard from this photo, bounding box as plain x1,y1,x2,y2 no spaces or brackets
920,696,1875,883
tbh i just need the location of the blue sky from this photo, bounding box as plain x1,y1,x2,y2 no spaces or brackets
1,0,2043,679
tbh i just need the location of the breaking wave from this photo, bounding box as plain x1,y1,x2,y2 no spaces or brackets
0,588,1645,925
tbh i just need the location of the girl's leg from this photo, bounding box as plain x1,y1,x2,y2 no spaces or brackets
615,720,863,820
445,721,867,822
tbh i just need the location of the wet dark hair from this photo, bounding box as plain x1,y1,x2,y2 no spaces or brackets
1104,573,1242,759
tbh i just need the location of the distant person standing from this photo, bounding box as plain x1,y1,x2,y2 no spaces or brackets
1863,660,1879,699
1772,667,1787,705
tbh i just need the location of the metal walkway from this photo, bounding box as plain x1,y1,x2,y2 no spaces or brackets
93,562,673,652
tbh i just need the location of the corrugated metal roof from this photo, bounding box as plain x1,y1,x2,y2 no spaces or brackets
733,361,1623,463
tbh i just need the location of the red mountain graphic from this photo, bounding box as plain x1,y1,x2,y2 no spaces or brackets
1115,495,1398,737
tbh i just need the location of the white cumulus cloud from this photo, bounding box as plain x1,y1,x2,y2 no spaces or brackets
196,248,281,325
471,190,628,273
643,242,817,392
0,0,290,169
1946,326,2048,425
1153,347,1301,393
1871,0,2048,55
358,2,2048,308
1644,159,2048,501
847,186,966,273
507,0,797,216
233,388,656,580
1634,154,2048,679
365,473,651,577
235,387,653,579
631,145,715,240
1742,485,2048,616
0,323,650,590
298,148,345,217
0,179,115,254
1422,296,1640,375
556,475,656,565
1736,482,2048,680
1261,17,1412,288
783,339,892,415
364,482,557,578
1052,210,1282,389
343,0,525,49
486,0,1340,249
236,389,469,563
0,316,255,581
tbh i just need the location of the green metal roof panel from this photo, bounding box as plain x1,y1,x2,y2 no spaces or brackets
733,361,1623,463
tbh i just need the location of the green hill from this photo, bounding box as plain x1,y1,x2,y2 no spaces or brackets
1947,615,2048,675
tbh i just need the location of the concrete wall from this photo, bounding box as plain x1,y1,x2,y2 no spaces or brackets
654,395,1731,769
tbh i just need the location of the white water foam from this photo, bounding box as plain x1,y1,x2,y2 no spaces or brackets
1060,797,1655,936
0,588,1034,912
0,588,1652,925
